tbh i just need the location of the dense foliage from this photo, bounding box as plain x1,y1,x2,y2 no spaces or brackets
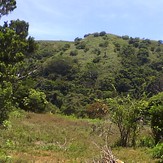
31,34,163,118
108,95,143,147
0,2,162,160
0,0,38,124
0,0,16,18
147,92,163,144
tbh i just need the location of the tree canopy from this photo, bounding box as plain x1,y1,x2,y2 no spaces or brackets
0,0,16,18
0,0,38,124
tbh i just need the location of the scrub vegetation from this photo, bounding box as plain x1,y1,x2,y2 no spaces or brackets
0,0,163,162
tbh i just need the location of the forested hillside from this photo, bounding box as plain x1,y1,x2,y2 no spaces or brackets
21,33,163,117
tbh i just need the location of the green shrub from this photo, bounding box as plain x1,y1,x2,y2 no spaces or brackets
23,89,48,113
93,32,99,37
74,37,82,42
151,143,163,159
99,41,108,48
76,41,86,49
62,43,70,51
99,31,106,36
148,92,163,144
108,96,143,147
138,136,155,147
92,48,101,55
0,150,12,163
0,82,13,124
93,57,101,63
42,56,74,76
70,50,78,56
122,35,129,40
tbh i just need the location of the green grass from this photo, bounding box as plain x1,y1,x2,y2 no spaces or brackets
0,111,160,162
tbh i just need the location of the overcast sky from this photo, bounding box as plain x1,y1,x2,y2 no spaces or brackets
1,0,163,41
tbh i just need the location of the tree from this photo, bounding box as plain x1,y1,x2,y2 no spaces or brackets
137,48,149,65
108,95,143,147
80,64,98,88
0,0,16,18
42,56,75,77
9,19,29,38
0,0,36,124
93,32,99,37
99,31,106,36
122,35,129,40
23,89,48,113
147,92,163,144
0,23,27,123
61,93,87,116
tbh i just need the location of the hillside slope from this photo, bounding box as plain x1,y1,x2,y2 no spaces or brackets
21,33,163,116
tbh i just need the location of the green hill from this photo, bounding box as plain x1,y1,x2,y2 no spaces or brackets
24,32,163,116
1,32,163,162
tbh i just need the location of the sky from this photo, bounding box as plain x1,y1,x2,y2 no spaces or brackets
1,0,163,41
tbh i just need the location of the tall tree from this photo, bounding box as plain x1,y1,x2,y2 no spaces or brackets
0,0,16,18
0,0,36,124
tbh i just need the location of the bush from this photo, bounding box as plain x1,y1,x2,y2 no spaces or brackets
92,48,101,55
138,136,155,147
93,32,99,37
148,92,163,144
158,40,163,45
0,82,13,124
155,47,161,52
86,101,109,119
43,56,74,76
23,89,48,113
122,35,129,40
113,42,121,51
84,47,89,53
62,44,70,51
61,93,86,117
74,37,82,42
151,143,163,159
84,33,91,38
99,31,106,36
108,96,143,147
93,57,101,63
70,50,78,56
99,41,108,48
76,41,86,49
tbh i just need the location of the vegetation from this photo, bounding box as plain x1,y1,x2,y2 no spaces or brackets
0,111,160,162
0,0,163,162
108,96,143,147
0,0,16,18
147,92,163,144
0,2,37,124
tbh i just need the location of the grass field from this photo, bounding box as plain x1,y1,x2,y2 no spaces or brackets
0,111,160,162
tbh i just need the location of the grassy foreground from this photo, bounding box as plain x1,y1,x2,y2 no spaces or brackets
0,111,159,162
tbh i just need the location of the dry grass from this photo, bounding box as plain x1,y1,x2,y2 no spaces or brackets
0,112,159,162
